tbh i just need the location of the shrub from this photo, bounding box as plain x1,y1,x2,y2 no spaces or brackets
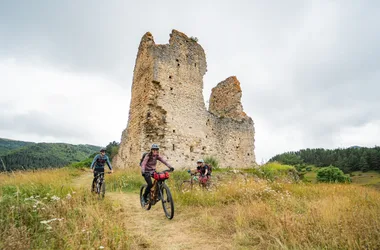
305,166,312,172
317,166,351,183
204,156,219,171
190,36,198,42
260,162,297,181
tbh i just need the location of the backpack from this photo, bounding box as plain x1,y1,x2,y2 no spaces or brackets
205,164,212,175
139,152,149,167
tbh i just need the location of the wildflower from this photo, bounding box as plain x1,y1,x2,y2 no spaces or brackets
66,194,72,200
99,246,105,249
51,195,60,201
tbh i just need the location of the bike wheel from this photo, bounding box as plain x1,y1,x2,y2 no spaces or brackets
206,181,217,191
180,181,192,193
140,185,151,210
160,183,174,219
96,183,100,194
101,182,106,198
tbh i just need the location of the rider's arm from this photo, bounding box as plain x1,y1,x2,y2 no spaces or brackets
203,165,208,176
90,155,98,169
105,156,113,170
157,155,172,169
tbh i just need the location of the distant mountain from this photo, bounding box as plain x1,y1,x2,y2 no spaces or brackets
0,138,35,156
349,145,362,149
0,138,100,171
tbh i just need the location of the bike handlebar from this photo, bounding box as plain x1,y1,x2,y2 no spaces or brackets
93,171,112,175
156,169,174,174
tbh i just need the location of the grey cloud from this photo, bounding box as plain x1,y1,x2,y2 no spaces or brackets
1,0,380,160
0,111,93,140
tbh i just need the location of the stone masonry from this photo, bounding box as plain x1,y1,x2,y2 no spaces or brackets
114,30,255,169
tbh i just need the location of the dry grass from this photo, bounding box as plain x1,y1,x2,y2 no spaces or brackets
1,167,380,249
176,179,380,249
0,168,132,249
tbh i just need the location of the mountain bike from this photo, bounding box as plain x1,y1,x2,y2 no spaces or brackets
92,171,111,199
180,172,201,192
180,171,217,192
140,169,174,220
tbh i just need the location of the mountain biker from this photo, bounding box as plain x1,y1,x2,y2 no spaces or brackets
141,144,174,204
90,148,113,191
195,159,211,185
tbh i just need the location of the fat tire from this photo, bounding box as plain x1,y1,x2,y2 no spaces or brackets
180,181,192,193
160,183,174,219
101,182,106,198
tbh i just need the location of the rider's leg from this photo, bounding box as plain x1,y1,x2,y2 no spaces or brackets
143,174,153,202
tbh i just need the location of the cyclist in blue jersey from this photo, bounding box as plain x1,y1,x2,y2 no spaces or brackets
90,148,113,191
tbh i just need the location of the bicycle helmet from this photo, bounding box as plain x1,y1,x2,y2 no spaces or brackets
151,144,160,150
100,148,106,152
197,159,204,163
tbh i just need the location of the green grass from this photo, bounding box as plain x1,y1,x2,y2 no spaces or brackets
350,170,380,189
303,169,318,183
106,169,144,193
303,167,380,189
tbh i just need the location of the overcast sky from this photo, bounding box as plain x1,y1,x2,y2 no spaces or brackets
1,1,379,162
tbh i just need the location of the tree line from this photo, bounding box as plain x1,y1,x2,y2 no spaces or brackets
269,147,380,173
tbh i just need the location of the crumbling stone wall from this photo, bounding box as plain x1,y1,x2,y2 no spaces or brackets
115,30,255,169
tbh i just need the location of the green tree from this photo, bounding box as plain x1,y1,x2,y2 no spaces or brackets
358,156,370,172
269,152,303,166
105,141,120,161
317,166,351,183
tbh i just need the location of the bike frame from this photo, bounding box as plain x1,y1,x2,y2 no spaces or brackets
140,169,175,219
93,171,111,195
149,176,168,205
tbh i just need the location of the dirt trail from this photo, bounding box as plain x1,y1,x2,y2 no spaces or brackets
72,173,230,250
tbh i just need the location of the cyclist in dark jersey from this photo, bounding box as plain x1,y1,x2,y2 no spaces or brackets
195,159,210,184
90,148,113,191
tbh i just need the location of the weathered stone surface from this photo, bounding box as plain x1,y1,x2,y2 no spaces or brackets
209,76,247,120
114,30,256,169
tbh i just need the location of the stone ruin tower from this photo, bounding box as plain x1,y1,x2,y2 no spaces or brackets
115,30,255,169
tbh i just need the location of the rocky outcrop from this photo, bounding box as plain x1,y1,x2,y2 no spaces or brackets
115,30,255,169
209,76,247,120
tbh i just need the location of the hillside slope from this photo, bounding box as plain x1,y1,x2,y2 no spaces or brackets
0,138,35,156
1,142,100,171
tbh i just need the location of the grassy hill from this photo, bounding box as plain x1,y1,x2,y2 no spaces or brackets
0,139,100,171
0,138,35,156
303,166,380,190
